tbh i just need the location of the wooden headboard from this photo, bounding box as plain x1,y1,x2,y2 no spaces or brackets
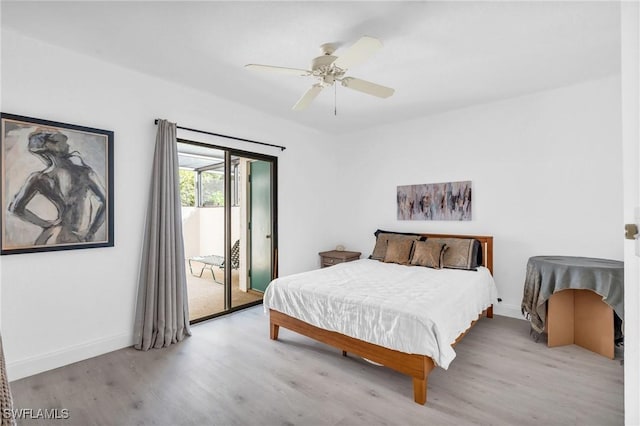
419,233,493,275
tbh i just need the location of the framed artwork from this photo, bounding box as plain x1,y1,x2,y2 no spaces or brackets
0,113,114,254
397,181,472,221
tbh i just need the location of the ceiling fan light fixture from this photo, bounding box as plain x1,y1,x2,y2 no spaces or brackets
245,35,394,111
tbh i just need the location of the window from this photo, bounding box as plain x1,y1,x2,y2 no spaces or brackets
179,166,238,208
179,169,196,207
231,160,240,207
200,169,224,207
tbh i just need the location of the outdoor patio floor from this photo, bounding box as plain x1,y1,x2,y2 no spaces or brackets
186,264,263,321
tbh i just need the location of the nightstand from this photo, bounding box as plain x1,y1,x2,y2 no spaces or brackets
319,250,361,268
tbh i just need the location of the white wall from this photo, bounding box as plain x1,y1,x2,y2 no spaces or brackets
182,207,240,259
181,207,200,259
0,29,340,380
334,75,623,318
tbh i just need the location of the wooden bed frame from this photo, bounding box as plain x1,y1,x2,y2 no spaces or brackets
269,233,494,405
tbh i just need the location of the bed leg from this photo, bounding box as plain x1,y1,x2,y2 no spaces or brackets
413,377,427,405
342,350,347,357
270,322,279,340
487,305,494,318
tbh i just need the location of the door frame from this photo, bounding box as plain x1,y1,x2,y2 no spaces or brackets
177,138,278,323
621,3,640,423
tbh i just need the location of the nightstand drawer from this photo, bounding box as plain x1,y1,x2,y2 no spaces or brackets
319,250,361,268
323,258,340,267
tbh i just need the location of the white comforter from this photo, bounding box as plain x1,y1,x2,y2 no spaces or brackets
263,259,498,369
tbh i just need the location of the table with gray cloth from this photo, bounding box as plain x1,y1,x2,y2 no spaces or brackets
521,256,624,337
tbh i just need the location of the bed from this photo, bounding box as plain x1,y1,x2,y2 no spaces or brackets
264,233,497,404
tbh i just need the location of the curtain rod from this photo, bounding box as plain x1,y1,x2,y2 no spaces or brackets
154,119,286,151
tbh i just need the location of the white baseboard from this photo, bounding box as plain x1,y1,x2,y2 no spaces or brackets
7,332,133,381
493,302,525,320
6,304,523,381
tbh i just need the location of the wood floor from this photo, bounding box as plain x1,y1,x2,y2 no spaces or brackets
10,306,623,426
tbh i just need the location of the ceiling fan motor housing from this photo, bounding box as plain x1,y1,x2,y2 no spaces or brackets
311,54,337,72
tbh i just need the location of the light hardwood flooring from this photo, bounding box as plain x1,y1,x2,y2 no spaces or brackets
10,307,623,426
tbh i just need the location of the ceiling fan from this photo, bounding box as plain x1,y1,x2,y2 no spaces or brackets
245,36,395,111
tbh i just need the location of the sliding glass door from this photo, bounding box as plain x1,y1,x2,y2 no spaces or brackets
177,141,277,323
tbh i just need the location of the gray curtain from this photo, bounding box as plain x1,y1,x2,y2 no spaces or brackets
134,119,191,350
0,334,15,426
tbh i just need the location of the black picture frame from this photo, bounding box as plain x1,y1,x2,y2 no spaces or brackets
0,113,114,255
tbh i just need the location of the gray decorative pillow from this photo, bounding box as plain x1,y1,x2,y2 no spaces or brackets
410,240,447,269
371,230,422,261
428,238,481,270
383,239,415,265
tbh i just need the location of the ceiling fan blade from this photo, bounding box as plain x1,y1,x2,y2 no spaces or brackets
245,64,311,76
332,36,383,71
292,84,324,111
341,77,394,98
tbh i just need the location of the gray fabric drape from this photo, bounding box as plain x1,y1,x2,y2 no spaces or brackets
521,256,624,333
134,119,191,350
0,334,16,426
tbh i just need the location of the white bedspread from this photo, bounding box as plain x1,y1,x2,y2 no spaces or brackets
263,259,498,369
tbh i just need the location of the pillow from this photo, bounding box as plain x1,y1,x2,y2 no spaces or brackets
410,240,448,269
427,237,482,270
383,239,415,265
370,230,423,261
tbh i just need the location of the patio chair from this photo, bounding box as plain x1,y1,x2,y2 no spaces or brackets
188,240,240,284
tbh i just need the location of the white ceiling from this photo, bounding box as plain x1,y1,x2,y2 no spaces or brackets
1,1,621,134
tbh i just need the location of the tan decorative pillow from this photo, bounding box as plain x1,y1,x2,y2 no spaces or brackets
371,232,421,261
410,240,447,269
383,239,415,265
428,238,479,270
